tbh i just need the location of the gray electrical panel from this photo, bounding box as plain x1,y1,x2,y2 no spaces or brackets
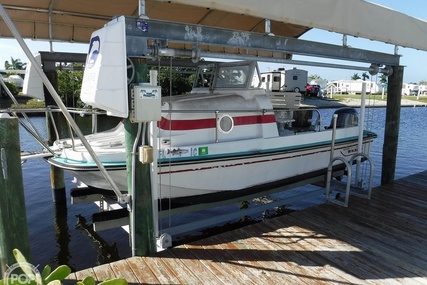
130,83,161,122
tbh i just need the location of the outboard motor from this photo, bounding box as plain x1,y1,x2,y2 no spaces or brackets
327,107,358,129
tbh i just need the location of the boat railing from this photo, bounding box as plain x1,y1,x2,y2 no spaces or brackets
43,106,106,151
0,105,106,156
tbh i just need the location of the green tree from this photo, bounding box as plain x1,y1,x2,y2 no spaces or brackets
4,57,26,70
351,73,361,80
380,74,388,84
419,80,427,85
57,63,84,107
308,74,321,80
0,81,19,97
361,72,370,81
154,66,194,97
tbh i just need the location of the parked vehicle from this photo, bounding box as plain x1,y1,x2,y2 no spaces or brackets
260,67,307,93
402,83,419,96
326,80,380,94
419,85,427,95
306,84,320,96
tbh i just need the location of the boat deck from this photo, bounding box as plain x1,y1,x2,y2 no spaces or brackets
65,171,427,284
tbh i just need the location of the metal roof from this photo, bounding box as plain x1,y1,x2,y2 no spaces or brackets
0,0,310,43
165,0,427,52
1,0,427,52
1,0,426,69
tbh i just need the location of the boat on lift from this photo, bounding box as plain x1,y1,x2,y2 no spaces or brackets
47,59,377,200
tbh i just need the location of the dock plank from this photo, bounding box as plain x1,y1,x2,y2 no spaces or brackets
109,259,138,283
208,233,296,285
158,245,221,284
289,207,427,283
142,255,182,284
205,235,271,284
74,267,95,283
67,171,427,284
244,222,367,285
91,263,116,282
309,205,427,269
220,225,333,285
182,243,248,284
125,257,160,284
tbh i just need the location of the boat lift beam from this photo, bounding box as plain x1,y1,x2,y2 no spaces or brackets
154,47,394,76
124,17,400,67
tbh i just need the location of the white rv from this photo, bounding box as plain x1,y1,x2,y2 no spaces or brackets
260,68,307,92
401,83,419,96
326,80,380,94
418,85,427,95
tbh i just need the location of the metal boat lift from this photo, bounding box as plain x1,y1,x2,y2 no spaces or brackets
0,1,405,255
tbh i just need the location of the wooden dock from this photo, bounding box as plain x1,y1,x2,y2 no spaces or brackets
65,171,427,284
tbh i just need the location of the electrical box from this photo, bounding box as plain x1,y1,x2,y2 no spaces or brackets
130,84,162,122
139,145,153,164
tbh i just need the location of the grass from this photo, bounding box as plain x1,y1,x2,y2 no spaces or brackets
329,93,427,104
11,99,46,109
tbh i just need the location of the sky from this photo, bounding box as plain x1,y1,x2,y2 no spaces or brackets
0,0,426,84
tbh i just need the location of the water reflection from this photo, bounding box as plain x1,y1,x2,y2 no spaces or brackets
52,205,73,271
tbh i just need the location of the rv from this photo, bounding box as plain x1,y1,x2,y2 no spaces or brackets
310,79,328,91
419,85,427,95
260,67,307,92
326,80,380,95
401,83,419,96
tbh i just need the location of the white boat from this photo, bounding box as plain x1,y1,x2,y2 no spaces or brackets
48,60,376,200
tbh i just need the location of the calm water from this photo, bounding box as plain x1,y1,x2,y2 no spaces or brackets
19,106,427,271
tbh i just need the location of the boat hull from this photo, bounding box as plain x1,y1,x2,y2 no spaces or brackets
50,137,374,199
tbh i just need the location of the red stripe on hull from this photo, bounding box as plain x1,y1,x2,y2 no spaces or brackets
158,114,276,131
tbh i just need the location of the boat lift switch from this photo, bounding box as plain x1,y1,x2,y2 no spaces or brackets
139,145,154,164
130,84,161,123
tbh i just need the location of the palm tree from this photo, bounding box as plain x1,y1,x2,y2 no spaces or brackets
351,73,361,80
4,57,26,70
308,74,321,81
380,74,388,84
361,72,370,81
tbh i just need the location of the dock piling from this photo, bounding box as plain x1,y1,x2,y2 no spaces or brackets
0,117,31,276
382,65,404,185
44,59,67,205
126,58,156,256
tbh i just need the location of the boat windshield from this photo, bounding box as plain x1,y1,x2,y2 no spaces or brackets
215,65,250,88
193,61,255,90
194,65,215,88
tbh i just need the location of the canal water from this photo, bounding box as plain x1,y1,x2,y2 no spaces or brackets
19,106,427,271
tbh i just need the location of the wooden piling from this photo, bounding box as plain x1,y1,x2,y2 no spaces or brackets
0,117,31,275
43,59,66,205
381,65,404,185
126,58,156,256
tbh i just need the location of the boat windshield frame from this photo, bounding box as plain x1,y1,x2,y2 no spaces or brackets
192,60,258,91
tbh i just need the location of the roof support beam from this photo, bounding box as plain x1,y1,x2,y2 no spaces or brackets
125,17,400,66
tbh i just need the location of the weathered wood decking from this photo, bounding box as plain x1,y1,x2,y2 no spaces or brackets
66,171,427,284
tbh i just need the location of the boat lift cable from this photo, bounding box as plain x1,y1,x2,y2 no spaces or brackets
0,4,128,203
167,57,173,229
0,76,55,157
